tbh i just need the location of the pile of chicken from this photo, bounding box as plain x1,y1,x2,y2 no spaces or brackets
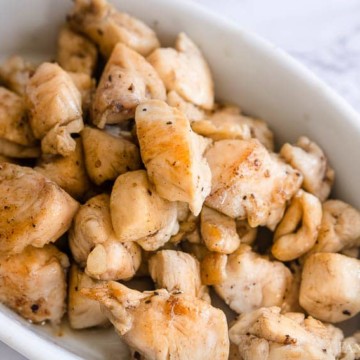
0,0,359,359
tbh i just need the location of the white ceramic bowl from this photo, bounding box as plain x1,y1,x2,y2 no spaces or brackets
1,0,360,359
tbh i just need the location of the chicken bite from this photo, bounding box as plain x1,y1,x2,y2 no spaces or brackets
35,138,90,199
340,332,360,360
272,190,322,261
311,200,360,254
67,71,95,114
57,26,97,76
92,43,166,128
0,87,36,147
166,90,205,122
110,170,178,250
68,264,109,329
26,62,83,156
81,126,141,185
0,245,69,324
0,163,79,254
135,100,212,216
148,32,214,109
68,0,160,57
149,250,209,301
0,138,39,158
200,252,227,285
0,55,35,96
200,206,240,254
229,307,344,360
205,139,302,229
299,252,360,323
69,193,141,280
214,245,292,314
82,281,229,359
280,136,334,202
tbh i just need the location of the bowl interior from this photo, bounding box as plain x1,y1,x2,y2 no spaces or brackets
1,0,360,359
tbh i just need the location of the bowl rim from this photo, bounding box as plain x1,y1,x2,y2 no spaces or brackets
1,0,360,359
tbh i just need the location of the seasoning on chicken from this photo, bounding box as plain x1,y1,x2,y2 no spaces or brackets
200,206,240,254
35,138,90,199
149,250,209,301
205,139,302,229
0,87,36,147
167,90,205,122
92,43,166,128
57,26,97,76
81,126,141,185
229,306,344,360
299,252,360,323
0,55,35,96
200,252,227,285
272,190,322,261
68,0,160,57
0,245,69,324
148,32,214,109
192,105,274,150
280,136,334,202
310,199,360,254
69,193,141,280
0,163,79,254
214,245,292,314
68,264,109,329
110,170,179,250
135,100,212,216
82,281,229,359
26,62,83,156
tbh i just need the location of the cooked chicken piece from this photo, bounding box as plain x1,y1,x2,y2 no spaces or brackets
148,33,214,109
69,194,142,280
200,206,240,254
149,250,209,301
193,105,274,150
26,62,83,156
82,281,229,359
68,0,160,57
214,245,292,314
35,138,90,199
0,163,79,254
0,55,35,95
340,332,360,360
0,138,39,158
229,307,343,360
272,190,322,261
57,26,97,76
110,170,178,250
92,43,166,127
200,252,227,285
205,139,302,229
0,87,36,146
235,219,257,245
70,194,114,265
68,264,109,329
67,71,95,113
81,126,141,185
299,252,360,323
0,245,69,324
87,240,141,281
135,100,211,216
280,136,334,202
166,90,205,122
311,200,360,254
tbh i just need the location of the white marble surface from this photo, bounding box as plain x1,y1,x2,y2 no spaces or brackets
1,0,359,359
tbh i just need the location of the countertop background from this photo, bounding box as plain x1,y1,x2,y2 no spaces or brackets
1,0,359,358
